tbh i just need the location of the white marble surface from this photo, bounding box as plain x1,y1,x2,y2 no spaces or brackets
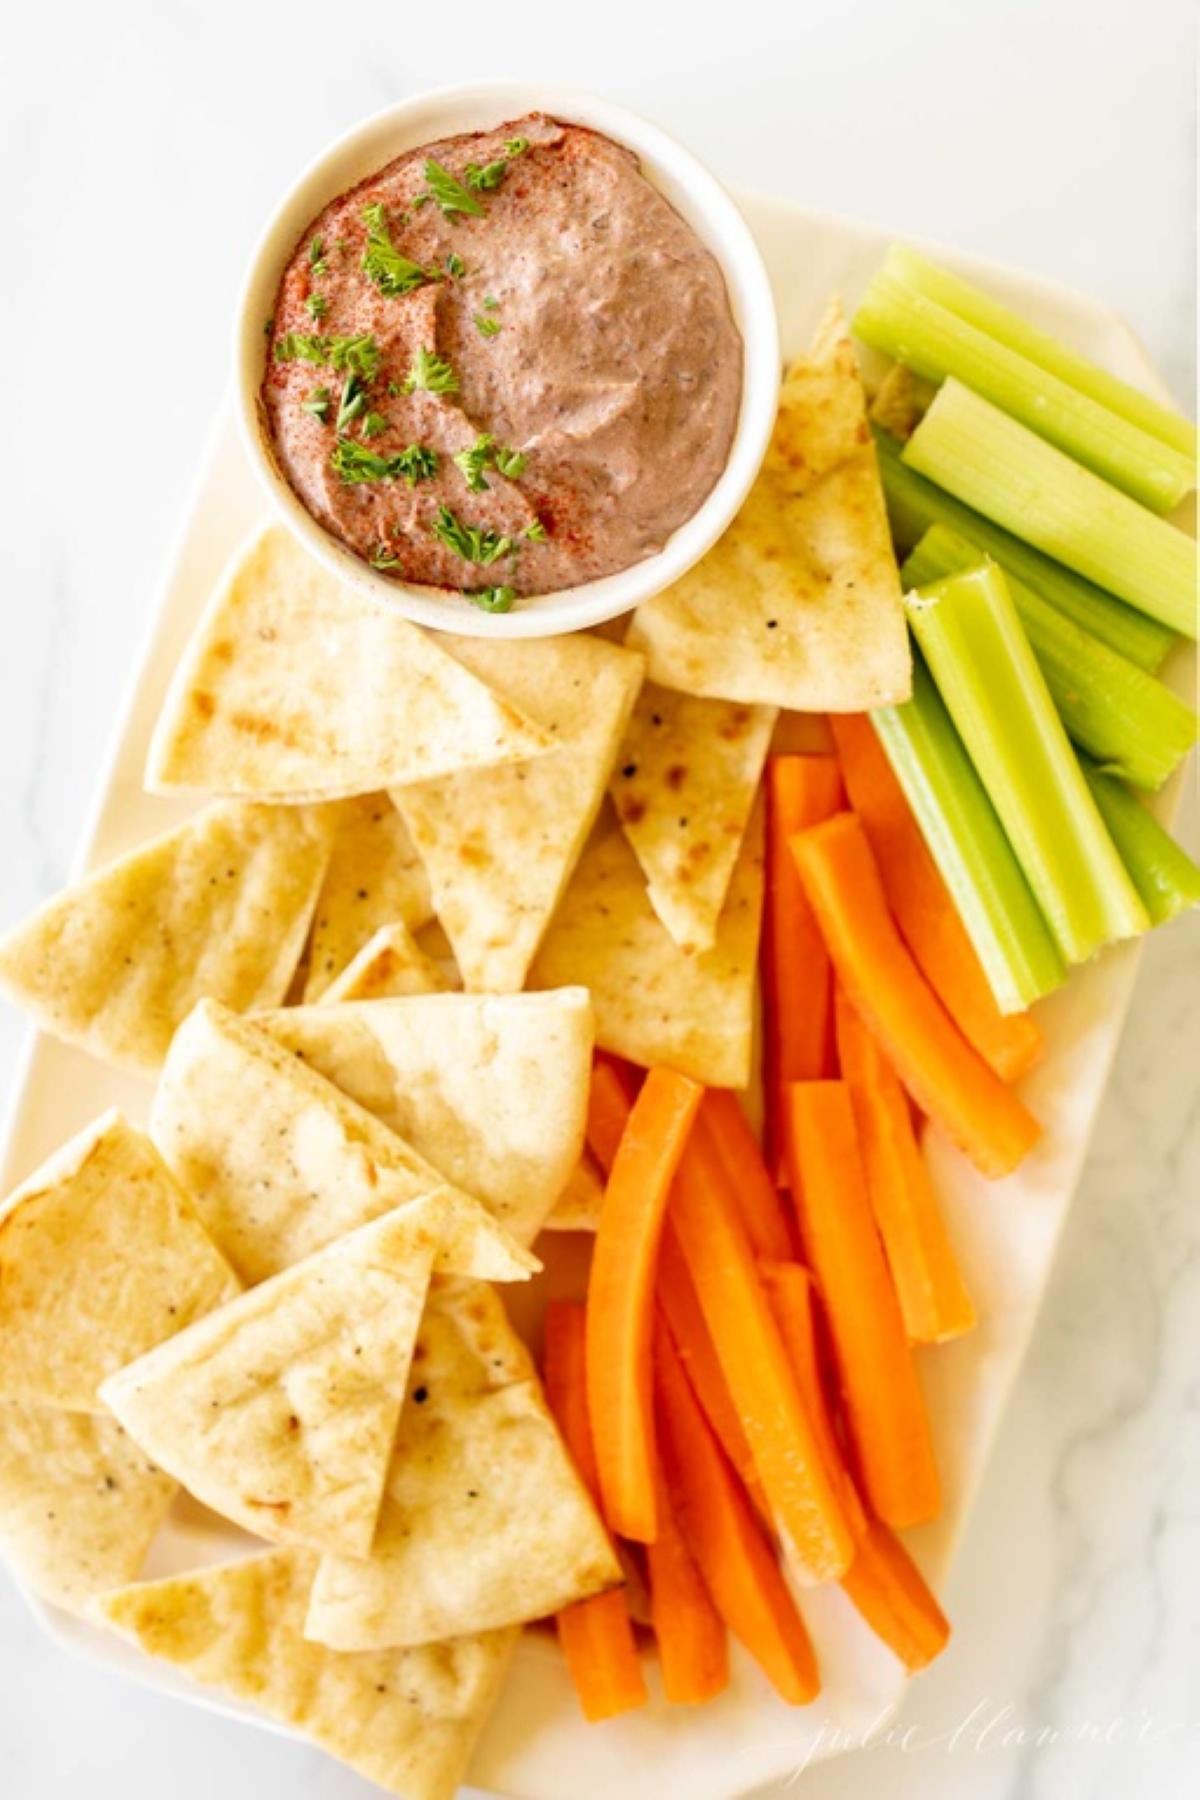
0,2,1196,1796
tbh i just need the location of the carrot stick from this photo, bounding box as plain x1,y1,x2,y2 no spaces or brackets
762,755,844,1180
701,1088,796,1263
829,713,1043,1081
543,1302,647,1721
657,1220,770,1521
655,1315,820,1705
834,986,976,1345
761,1261,951,1672
782,1082,941,1530
667,1108,855,1582
585,1054,641,1175
587,1066,705,1543
646,1458,729,1705
790,814,1041,1178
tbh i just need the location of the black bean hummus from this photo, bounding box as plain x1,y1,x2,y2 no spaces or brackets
262,113,743,607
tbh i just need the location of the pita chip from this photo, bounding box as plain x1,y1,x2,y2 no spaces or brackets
146,523,551,801
261,989,593,1246
0,801,334,1077
529,800,765,1089
627,300,911,712
94,1549,517,1800
392,633,644,992
541,1150,606,1232
306,1279,621,1649
0,1402,176,1615
150,999,537,1286
610,681,777,951
99,1200,475,1557
0,1111,239,1412
303,793,435,1000
320,922,450,1004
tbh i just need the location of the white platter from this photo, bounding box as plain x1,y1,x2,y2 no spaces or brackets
0,185,1191,1800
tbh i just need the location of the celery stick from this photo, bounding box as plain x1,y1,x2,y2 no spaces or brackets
902,526,1198,790
1079,759,1200,925
855,273,1193,512
871,652,1066,1012
873,429,1175,671
880,245,1198,462
902,382,1198,638
906,562,1150,964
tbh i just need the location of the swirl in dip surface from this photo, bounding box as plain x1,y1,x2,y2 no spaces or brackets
262,113,743,602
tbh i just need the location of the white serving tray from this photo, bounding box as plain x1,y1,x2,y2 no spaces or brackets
0,187,1191,1800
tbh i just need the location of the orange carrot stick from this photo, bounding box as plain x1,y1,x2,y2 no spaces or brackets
646,1458,729,1705
790,814,1041,1178
587,1066,705,1543
657,1220,770,1522
701,1088,796,1263
761,1261,951,1672
782,1082,941,1530
585,1055,641,1175
667,1108,855,1582
762,755,844,1180
655,1315,820,1705
834,985,976,1345
543,1302,647,1721
829,713,1043,1082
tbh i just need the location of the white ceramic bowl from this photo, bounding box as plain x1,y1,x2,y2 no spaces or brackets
234,81,780,638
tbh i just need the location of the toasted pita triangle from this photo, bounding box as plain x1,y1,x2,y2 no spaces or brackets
146,524,551,801
150,999,537,1285
610,681,777,952
392,634,643,991
99,1200,471,1556
627,300,911,711
320,921,450,1004
260,989,593,1247
0,1111,239,1412
94,1550,517,1800
0,1401,176,1615
306,1279,621,1649
303,793,435,1000
0,801,334,1077
529,799,765,1088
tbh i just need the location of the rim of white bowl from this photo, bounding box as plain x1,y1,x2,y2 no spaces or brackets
234,80,780,639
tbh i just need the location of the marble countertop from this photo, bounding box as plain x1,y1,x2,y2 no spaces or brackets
1,2,1196,1796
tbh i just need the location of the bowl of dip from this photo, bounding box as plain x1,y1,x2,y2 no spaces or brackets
235,82,780,638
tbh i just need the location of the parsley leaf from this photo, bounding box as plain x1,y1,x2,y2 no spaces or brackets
464,158,509,193
274,332,330,365
309,235,328,277
360,201,436,298
328,334,382,378
452,434,495,493
305,293,329,320
302,386,331,423
392,444,439,486
493,446,528,480
444,252,466,279
523,517,547,541
505,136,529,157
371,545,402,570
474,313,501,338
431,505,513,566
336,373,367,434
331,441,399,484
403,346,459,395
470,585,516,613
423,159,485,220
360,412,390,440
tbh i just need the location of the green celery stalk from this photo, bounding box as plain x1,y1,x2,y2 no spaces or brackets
879,245,1198,462
855,272,1194,512
1079,758,1200,925
871,651,1066,1012
873,428,1175,672
906,562,1150,965
902,381,1198,638
902,526,1198,790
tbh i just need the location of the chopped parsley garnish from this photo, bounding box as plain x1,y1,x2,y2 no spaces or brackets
387,379,401,397
360,201,436,298
305,293,329,320
464,158,509,193
482,295,500,310
431,505,513,566
392,444,440,486
474,313,501,338
371,545,402,570
470,585,516,613
444,252,466,279
360,412,390,440
452,434,495,493
422,159,485,220
403,346,459,395
524,518,547,541
309,235,328,277
505,136,529,157
301,386,331,423
493,446,528,480
328,334,382,378
274,332,330,365
336,372,368,434
331,441,400,484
